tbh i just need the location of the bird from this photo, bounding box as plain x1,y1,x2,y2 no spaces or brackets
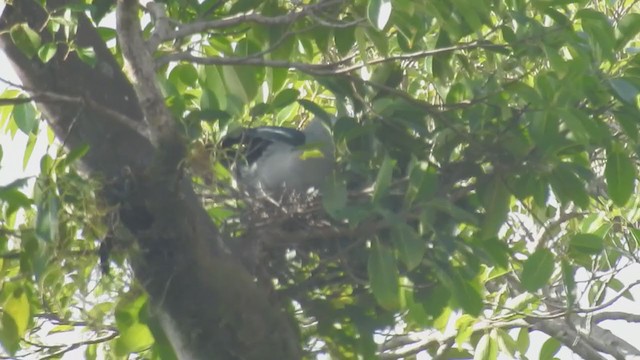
221,117,335,196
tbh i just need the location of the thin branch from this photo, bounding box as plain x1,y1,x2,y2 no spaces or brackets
579,321,640,358
157,41,507,76
335,42,508,73
0,97,33,106
117,0,179,146
146,2,175,52
37,331,119,360
576,280,640,313
378,320,529,360
592,311,640,324
0,250,20,260
0,76,149,137
157,51,338,74
155,0,346,43
532,318,609,360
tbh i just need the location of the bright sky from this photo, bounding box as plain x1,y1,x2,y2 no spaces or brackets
0,53,53,187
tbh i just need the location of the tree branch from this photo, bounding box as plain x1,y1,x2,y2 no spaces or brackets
154,0,346,43
1,1,303,359
592,311,640,323
146,2,174,52
532,318,609,360
0,80,148,137
580,321,640,358
576,280,640,313
116,0,179,147
378,320,529,360
157,41,506,75
36,331,119,360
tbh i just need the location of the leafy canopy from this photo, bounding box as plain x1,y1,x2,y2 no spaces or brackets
2,0,640,358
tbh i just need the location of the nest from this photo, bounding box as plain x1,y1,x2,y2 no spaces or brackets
223,190,340,284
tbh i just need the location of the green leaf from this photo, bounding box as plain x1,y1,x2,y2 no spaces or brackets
312,28,332,52
97,27,117,42
10,23,41,59
335,26,356,56
530,111,559,147
569,233,604,255
4,286,30,338
203,65,227,110
115,291,147,330
249,103,270,117
48,324,74,334
355,26,369,64
56,144,90,171
40,153,54,174
23,133,38,170
405,161,438,206
37,42,57,63
496,329,517,358
614,106,640,142
605,147,635,206
368,239,401,310
539,338,561,360
228,39,262,103
559,108,590,144
480,238,509,269
577,9,616,60
0,179,33,216
455,314,475,347
171,63,199,87
85,343,97,360
616,13,640,49
146,310,179,360
299,148,324,160
298,100,331,122
222,66,250,103
436,264,483,317
405,289,429,326
115,322,154,355
76,46,97,67
427,198,479,225
451,0,483,32
365,27,389,56
0,310,20,354
474,333,497,360
391,223,425,270
521,249,555,292
609,78,639,104
322,175,347,218
0,91,16,129
0,284,30,354
450,274,483,316
479,176,510,239
270,67,289,94
516,328,530,355
373,155,396,203
367,0,392,30
561,260,577,306
271,88,299,109
12,102,37,135
35,194,60,242
549,165,590,208
503,293,536,313
608,278,634,301
415,283,449,321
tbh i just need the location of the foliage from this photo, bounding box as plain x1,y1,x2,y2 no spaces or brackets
1,0,640,358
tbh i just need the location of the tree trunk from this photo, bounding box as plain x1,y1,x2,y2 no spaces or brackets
0,1,300,359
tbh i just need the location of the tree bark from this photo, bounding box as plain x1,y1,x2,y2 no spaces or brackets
0,1,301,359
